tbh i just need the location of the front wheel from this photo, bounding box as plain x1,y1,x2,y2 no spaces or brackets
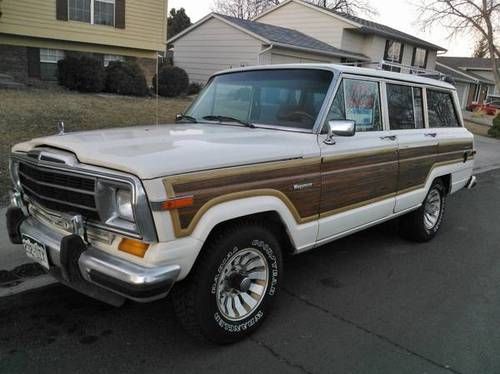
172,221,283,344
399,179,446,242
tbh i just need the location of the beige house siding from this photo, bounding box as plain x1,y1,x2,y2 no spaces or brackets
0,0,166,54
340,30,365,54
256,1,353,48
269,48,339,64
172,18,263,83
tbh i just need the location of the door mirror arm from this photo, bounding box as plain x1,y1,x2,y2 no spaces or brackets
324,120,356,145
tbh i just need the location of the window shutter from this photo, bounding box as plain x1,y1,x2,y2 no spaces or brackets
27,48,41,78
115,0,126,29
56,0,68,21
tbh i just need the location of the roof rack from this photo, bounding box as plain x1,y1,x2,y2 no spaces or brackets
341,59,453,83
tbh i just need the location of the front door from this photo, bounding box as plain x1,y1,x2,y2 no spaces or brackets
317,77,398,241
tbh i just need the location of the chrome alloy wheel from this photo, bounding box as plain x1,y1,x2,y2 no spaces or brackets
216,248,269,321
424,188,442,230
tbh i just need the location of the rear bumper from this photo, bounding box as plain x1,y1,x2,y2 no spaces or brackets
7,207,180,305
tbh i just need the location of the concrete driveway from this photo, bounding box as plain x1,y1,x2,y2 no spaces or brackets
1,168,500,373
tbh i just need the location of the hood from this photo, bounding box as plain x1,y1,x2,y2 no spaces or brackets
13,124,320,179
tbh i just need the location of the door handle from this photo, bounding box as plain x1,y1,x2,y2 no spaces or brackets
425,133,437,138
380,135,397,141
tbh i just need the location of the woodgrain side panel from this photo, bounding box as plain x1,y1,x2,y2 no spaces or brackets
398,145,438,192
164,159,322,237
163,140,474,238
320,149,399,216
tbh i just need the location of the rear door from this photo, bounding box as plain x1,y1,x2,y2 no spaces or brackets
383,82,439,212
317,76,398,241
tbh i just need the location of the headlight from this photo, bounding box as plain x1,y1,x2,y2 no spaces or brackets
116,189,134,222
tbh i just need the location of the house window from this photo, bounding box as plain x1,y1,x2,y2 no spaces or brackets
103,54,124,67
40,49,65,81
412,48,428,69
68,0,115,26
94,0,115,26
383,40,404,72
69,0,91,22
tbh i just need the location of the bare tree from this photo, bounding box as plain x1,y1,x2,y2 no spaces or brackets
306,0,377,16
212,0,280,20
417,0,500,91
473,36,490,58
213,0,377,20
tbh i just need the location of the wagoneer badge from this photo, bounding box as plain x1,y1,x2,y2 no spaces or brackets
293,182,313,191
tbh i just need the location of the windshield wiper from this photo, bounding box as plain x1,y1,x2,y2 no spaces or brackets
202,115,255,128
175,114,198,123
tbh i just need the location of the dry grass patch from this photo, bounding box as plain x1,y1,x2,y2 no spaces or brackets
0,88,193,201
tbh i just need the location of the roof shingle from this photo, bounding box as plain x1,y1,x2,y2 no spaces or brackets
216,13,369,60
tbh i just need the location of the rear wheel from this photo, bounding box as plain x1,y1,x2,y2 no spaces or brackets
172,221,283,344
399,179,446,242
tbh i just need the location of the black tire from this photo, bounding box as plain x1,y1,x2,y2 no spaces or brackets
399,179,446,242
172,220,283,344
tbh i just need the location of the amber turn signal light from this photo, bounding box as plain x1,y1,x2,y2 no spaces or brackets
118,238,150,258
160,196,194,211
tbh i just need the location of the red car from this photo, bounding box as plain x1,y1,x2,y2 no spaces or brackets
467,95,500,115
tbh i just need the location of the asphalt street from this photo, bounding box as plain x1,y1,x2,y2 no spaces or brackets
1,168,499,374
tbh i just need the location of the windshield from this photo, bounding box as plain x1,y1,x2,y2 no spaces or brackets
185,69,334,131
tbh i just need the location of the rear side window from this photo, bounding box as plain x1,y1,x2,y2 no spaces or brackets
387,84,424,130
427,90,460,128
325,79,383,132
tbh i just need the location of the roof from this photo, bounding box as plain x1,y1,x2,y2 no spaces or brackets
331,12,446,51
167,13,369,61
435,61,495,85
213,63,457,90
437,56,499,71
254,0,446,51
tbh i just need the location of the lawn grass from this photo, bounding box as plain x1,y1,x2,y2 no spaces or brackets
0,88,193,203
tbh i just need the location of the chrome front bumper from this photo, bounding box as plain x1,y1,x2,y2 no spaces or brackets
13,212,180,305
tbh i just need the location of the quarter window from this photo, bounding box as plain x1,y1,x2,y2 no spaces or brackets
326,79,383,132
387,84,424,130
427,90,460,128
68,0,115,26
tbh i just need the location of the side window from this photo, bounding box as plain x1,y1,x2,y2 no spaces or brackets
387,84,424,130
427,90,460,128
325,79,383,132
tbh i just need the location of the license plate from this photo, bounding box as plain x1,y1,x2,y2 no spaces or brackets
22,234,50,270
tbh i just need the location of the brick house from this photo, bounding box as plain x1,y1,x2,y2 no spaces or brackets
0,0,167,83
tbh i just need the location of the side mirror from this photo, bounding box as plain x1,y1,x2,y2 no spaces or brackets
324,120,356,145
175,113,183,122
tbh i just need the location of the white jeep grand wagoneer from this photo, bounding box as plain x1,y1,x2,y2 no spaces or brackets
7,64,476,343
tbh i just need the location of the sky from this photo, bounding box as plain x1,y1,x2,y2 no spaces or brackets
167,0,476,57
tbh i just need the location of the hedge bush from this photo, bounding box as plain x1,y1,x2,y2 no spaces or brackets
105,61,149,97
187,82,202,95
57,56,105,93
152,65,189,97
488,113,500,138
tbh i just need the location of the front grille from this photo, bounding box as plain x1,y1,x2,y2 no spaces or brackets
18,162,100,221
